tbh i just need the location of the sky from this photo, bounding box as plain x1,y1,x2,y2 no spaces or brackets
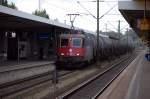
8,0,129,33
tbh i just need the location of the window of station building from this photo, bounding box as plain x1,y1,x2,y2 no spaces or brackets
60,38,68,47
5,32,7,37
11,32,16,38
72,38,82,48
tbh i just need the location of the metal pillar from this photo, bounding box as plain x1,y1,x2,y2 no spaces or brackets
39,0,41,10
17,33,20,63
118,20,121,34
127,28,129,53
118,20,121,54
97,0,100,65
105,23,107,35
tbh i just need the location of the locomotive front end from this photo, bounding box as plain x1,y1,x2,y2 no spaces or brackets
57,34,85,63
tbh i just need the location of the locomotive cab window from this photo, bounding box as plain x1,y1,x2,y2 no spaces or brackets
60,38,68,47
72,38,82,48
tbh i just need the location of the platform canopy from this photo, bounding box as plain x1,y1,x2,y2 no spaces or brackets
0,5,70,33
118,0,150,45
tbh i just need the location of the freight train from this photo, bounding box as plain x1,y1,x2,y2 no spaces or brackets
56,30,133,67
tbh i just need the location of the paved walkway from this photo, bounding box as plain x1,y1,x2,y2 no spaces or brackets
98,50,150,99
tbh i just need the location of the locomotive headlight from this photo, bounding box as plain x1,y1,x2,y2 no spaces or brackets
76,53,80,56
69,49,72,52
61,53,64,55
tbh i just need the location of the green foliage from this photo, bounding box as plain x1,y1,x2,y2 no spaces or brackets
0,0,17,9
32,9,49,19
1,0,8,6
8,2,17,9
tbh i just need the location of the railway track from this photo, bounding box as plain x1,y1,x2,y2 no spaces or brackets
0,66,74,98
0,62,55,86
57,53,137,99
0,53,136,99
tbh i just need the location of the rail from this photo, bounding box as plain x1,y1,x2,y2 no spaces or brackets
57,53,137,99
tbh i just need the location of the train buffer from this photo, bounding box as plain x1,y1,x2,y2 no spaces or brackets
98,50,150,99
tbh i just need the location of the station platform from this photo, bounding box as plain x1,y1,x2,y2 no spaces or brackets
98,50,150,99
0,55,56,68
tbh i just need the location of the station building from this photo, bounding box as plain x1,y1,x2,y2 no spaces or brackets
0,5,71,61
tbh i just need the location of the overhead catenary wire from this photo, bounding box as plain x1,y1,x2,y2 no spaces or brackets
78,0,118,3
107,21,118,31
120,25,129,31
99,3,117,19
75,0,124,30
44,0,118,21
43,0,94,25
79,15,97,26
43,0,70,13
43,0,125,33
75,0,118,20
44,0,91,16
76,0,97,19
76,0,126,33
76,1,127,33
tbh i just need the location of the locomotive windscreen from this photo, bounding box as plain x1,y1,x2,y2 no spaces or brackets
72,38,82,48
61,38,68,47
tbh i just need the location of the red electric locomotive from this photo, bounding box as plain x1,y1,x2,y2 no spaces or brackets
57,33,85,63
57,30,97,65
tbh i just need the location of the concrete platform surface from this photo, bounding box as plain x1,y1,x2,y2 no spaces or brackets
98,50,150,99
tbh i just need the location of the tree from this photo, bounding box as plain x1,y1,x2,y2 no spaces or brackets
7,2,17,9
0,0,17,9
32,9,49,19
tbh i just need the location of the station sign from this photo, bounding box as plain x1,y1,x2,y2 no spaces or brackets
137,18,149,30
38,33,49,40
